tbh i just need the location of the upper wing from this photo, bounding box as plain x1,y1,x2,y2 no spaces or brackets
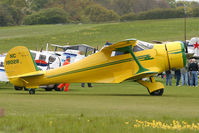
101,39,137,52
101,39,158,82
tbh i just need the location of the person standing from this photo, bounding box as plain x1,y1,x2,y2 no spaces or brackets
58,56,71,91
165,70,172,86
187,59,193,86
175,69,181,86
188,59,198,87
181,67,188,86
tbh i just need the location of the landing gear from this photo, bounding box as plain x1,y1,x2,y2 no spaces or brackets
29,89,35,94
54,84,61,91
137,77,164,96
14,86,29,91
14,86,23,90
40,84,60,91
24,87,28,91
45,88,53,91
150,89,164,96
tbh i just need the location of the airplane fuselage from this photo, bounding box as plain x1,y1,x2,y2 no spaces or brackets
8,41,185,88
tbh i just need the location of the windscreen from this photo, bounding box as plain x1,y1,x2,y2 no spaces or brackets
137,40,154,49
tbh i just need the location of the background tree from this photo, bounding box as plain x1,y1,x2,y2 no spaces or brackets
166,0,176,8
1,0,199,26
23,8,69,25
85,4,120,22
0,4,14,26
93,0,134,15
30,0,50,11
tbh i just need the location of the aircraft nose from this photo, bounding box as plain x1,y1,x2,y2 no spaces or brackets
166,41,186,69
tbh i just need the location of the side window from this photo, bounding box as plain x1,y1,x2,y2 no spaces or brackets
111,50,129,57
39,54,46,61
31,52,36,59
49,56,56,63
133,45,144,52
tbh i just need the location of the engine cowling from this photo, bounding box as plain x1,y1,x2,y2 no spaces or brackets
166,41,186,70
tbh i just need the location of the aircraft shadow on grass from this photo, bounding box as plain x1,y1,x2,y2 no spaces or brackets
4,92,191,98
6,91,151,97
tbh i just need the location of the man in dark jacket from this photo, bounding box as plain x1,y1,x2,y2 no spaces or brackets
188,59,198,87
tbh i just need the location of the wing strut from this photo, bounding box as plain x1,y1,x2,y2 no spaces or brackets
116,45,149,74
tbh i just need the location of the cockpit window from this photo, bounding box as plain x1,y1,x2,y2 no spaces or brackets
137,40,154,49
111,40,154,56
133,45,144,52
111,50,129,57
132,40,154,52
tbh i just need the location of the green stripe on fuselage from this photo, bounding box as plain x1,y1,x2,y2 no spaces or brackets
167,49,181,52
47,54,154,78
168,51,182,54
47,58,132,78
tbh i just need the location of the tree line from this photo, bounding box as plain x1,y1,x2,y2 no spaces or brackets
0,0,199,26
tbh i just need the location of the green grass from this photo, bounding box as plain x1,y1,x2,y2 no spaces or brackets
1,18,199,132
0,18,199,53
0,80,199,133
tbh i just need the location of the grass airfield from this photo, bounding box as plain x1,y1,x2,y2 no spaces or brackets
1,18,199,132
0,80,199,133
0,18,199,53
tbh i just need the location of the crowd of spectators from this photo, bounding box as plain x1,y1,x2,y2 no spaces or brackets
165,59,198,87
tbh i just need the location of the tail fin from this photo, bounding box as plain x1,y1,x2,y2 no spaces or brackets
4,46,39,78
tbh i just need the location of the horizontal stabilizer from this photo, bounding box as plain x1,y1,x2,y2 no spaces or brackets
9,71,44,79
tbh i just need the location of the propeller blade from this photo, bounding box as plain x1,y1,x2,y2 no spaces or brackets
184,41,188,53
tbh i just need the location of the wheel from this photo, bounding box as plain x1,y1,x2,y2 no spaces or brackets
45,88,53,91
29,89,35,94
14,86,23,90
24,87,28,91
54,84,61,91
150,89,164,96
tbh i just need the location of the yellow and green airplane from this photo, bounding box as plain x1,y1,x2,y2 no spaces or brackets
4,39,186,95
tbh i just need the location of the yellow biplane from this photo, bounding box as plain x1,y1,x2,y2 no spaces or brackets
4,39,186,95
